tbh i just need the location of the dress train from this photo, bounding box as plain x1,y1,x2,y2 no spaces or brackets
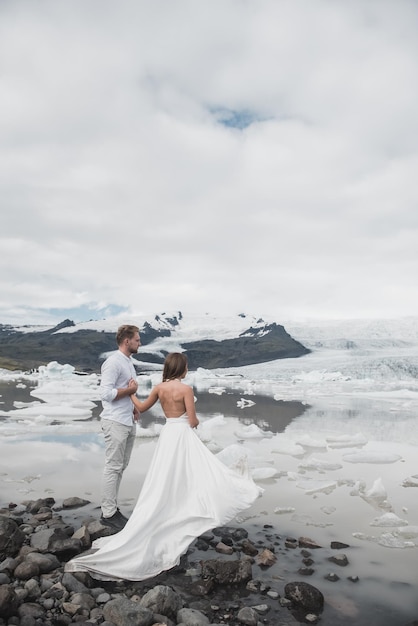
65,415,262,581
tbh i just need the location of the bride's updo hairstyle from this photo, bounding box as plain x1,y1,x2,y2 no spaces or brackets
162,352,188,382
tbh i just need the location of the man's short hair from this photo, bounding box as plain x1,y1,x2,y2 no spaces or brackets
116,325,140,345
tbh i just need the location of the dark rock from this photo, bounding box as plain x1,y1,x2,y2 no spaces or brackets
330,540,350,549
200,558,252,585
177,607,210,625
62,497,91,509
103,597,154,626
284,581,324,613
25,551,61,573
0,584,19,618
187,578,215,596
0,516,26,560
328,553,349,567
255,548,277,567
239,539,259,556
30,527,81,557
14,561,40,580
26,498,55,514
215,541,233,555
18,601,46,620
139,585,183,618
298,537,322,549
298,567,314,576
325,572,340,582
236,606,259,625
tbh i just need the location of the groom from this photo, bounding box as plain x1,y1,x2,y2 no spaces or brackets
99,324,140,531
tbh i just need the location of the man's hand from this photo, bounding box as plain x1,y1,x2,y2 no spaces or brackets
127,378,138,394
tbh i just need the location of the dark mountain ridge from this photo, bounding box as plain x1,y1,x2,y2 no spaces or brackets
0,313,310,373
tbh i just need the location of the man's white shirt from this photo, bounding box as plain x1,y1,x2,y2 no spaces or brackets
99,350,137,426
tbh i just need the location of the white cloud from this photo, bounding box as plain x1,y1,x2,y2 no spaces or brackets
1,0,418,324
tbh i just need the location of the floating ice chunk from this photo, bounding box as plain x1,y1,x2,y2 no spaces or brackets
197,414,225,442
216,443,256,469
296,435,327,449
365,477,386,499
299,458,343,471
343,451,402,464
234,424,273,439
370,512,409,527
208,387,226,395
2,405,92,420
402,476,418,487
326,433,368,449
251,467,278,480
287,471,299,481
16,383,26,389
14,401,42,409
274,506,296,514
31,377,99,400
272,441,305,456
321,506,337,515
291,513,333,528
349,479,367,496
237,398,256,409
396,526,418,539
38,361,76,379
377,533,415,549
291,370,351,383
296,479,337,495
136,423,163,438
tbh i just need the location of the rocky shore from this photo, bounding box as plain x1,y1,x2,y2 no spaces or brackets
0,496,415,626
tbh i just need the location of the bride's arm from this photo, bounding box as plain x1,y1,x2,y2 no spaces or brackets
184,385,199,428
131,386,159,413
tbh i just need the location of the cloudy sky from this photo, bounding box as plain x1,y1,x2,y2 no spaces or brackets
1,0,417,326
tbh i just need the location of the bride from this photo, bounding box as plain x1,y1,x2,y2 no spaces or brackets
65,352,262,581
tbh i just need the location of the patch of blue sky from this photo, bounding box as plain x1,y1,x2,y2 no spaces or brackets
44,304,128,324
211,107,264,129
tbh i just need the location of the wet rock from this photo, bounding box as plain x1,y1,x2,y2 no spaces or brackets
324,572,340,582
330,540,350,549
72,525,91,549
0,584,19,618
298,537,322,549
62,497,91,509
25,551,61,573
255,548,277,567
285,537,298,549
200,558,252,585
14,561,40,580
328,553,349,567
239,539,259,556
103,597,154,626
284,581,324,613
30,527,81,557
26,497,55,514
0,516,25,558
215,541,233,555
298,567,314,576
348,575,359,583
187,578,215,596
139,585,183,618
18,600,46,621
177,606,210,625
237,606,258,625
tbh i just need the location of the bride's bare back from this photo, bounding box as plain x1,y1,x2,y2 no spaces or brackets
131,378,199,428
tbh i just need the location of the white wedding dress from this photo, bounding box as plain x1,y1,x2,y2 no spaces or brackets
65,415,262,581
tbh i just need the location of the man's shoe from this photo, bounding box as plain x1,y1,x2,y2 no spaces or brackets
115,508,129,524
100,511,125,531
